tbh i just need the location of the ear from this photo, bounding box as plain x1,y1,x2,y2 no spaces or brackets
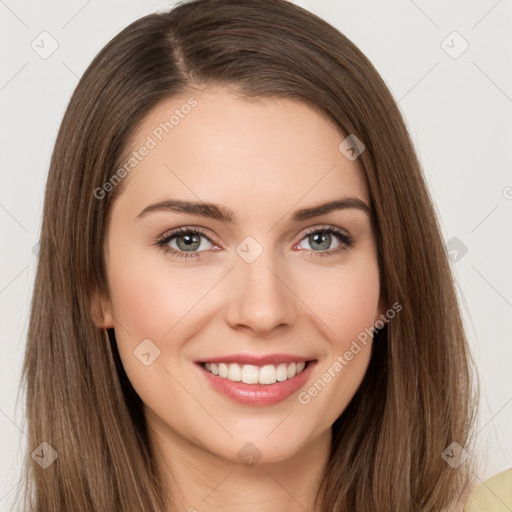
374,295,388,326
90,287,115,329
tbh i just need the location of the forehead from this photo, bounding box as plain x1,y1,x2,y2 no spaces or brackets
114,87,369,220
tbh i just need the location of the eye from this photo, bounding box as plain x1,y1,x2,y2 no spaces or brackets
155,225,354,260
295,226,354,258
155,227,218,259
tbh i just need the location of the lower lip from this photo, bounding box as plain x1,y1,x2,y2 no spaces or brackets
197,361,317,406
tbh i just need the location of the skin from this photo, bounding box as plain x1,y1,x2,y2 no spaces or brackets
95,87,386,512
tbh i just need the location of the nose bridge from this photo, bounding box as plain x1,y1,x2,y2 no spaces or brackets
224,236,297,333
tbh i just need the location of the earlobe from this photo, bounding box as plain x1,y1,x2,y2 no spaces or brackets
90,289,115,329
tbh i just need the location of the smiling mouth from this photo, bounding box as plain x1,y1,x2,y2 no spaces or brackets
200,360,314,385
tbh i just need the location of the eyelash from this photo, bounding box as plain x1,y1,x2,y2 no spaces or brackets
155,225,354,260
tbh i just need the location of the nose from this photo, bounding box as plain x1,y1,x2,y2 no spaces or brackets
224,249,298,336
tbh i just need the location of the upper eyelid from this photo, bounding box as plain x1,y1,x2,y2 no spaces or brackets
301,224,350,237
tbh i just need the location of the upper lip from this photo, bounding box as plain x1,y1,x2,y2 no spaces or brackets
195,354,315,366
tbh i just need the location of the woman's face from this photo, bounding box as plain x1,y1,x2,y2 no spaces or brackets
99,87,385,465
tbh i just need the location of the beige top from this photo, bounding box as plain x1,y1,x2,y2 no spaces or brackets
464,469,512,511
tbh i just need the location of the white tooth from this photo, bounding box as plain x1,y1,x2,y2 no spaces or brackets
228,363,242,381
241,364,259,384
259,365,277,385
276,363,288,381
206,361,307,382
219,363,228,378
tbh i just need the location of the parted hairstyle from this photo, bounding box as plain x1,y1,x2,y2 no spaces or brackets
15,0,478,510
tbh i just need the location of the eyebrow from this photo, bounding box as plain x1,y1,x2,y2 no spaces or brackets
136,197,371,224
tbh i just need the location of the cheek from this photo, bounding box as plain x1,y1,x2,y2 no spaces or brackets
304,253,381,344
105,244,226,394
106,244,216,340
105,254,210,427
295,254,380,419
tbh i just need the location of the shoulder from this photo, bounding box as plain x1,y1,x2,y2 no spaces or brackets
463,468,512,512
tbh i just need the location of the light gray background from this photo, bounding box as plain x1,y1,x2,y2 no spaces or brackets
1,0,511,508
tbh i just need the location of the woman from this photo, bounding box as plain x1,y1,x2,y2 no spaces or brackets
16,0,490,510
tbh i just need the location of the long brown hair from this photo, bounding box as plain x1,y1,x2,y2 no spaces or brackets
15,0,478,510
